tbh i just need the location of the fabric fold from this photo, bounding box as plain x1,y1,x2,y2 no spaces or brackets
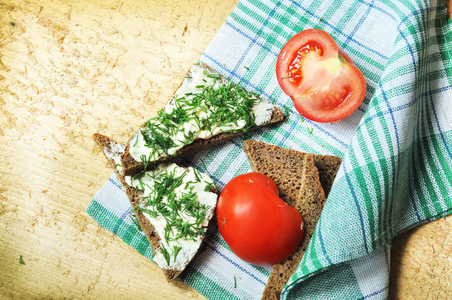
282,1,452,297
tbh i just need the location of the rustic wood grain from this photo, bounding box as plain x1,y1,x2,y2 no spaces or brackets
389,216,452,299
0,0,238,299
0,0,450,299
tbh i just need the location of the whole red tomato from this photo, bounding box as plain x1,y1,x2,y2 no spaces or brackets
276,28,366,123
216,172,304,266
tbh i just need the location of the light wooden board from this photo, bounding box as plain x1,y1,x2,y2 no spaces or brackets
0,0,450,299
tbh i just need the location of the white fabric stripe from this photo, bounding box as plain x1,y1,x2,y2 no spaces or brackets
190,233,271,300
350,244,390,300
93,173,132,220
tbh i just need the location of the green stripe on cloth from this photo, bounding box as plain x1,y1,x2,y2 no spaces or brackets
87,201,154,260
207,231,272,278
285,128,452,294
283,262,364,300
180,266,240,300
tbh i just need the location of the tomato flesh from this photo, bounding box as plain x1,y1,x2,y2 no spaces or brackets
276,29,366,123
287,41,323,85
302,84,352,111
216,172,304,266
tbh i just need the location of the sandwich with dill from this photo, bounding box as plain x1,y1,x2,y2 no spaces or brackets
94,134,218,281
94,62,283,280
120,62,284,176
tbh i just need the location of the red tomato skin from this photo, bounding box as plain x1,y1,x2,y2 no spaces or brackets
276,28,366,123
217,172,304,266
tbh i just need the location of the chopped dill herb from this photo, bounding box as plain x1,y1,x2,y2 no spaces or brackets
136,206,157,218
283,105,291,116
204,181,215,192
136,68,269,166
140,154,150,170
200,160,213,178
133,165,215,265
173,246,183,262
133,134,139,147
19,255,25,265
160,246,170,266
193,168,202,183
129,211,143,231
206,74,220,79
307,127,314,134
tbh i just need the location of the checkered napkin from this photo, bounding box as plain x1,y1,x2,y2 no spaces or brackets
87,0,452,299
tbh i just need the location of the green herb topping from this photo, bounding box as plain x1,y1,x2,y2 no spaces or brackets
133,68,270,164
129,164,216,267
129,211,142,231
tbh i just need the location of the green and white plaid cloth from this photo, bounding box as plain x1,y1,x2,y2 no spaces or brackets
87,0,452,299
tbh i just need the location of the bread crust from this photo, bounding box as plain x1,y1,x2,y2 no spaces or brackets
312,153,342,197
120,62,284,176
94,133,216,281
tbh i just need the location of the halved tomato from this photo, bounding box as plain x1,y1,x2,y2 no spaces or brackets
276,28,366,123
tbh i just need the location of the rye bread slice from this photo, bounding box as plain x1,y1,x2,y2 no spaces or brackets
120,62,284,176
313,154,342,198
243,140,342,200
242,140,340,300
93,133,216,282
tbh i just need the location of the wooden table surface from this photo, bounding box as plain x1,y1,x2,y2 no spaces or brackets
0,0,450,299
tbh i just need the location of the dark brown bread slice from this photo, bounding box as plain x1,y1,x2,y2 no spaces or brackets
313,153,342,197
94,133,216,282
243,140,341,201
243,140,315,207
264,157,328,300
120,62,284,176
93,133,175,277
242,140,340,300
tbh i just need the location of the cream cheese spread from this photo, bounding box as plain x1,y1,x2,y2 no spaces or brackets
104,141,126,173
125,163,217,271
103,142,217,271
129,64,275,164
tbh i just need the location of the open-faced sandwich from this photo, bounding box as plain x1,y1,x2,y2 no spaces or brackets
94,133,218,281
120,62,283,176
